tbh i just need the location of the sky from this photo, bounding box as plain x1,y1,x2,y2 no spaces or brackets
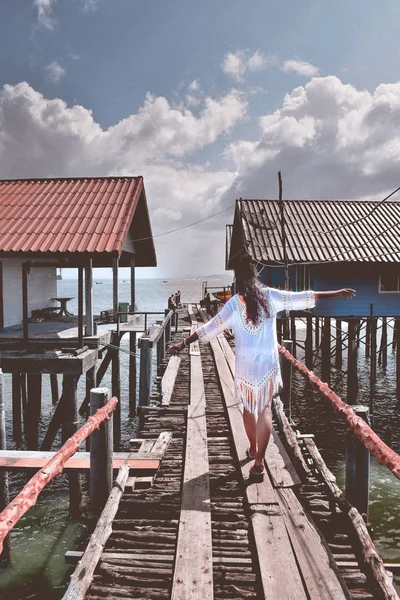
1,0,400,278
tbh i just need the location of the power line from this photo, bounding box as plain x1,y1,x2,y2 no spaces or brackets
133,203,235,243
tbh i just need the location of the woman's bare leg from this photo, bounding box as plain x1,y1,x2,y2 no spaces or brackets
254,402,272,467
242,408,257,456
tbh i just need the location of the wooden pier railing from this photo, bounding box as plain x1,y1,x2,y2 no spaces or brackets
137,309,176,408
278,344,400,480
0,393,118,555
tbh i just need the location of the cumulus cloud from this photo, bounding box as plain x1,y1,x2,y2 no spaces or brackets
222,50,275,82
34,0,56,30
44,61,66,83
0,82,245,273
282,59,320,77
223,76,400,203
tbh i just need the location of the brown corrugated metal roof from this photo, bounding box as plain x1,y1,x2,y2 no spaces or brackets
234,199,400,265
0,176,145,255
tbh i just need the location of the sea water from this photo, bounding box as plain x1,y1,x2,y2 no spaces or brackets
0,276,398,597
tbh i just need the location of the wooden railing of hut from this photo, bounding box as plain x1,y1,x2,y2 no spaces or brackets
137,309,177,408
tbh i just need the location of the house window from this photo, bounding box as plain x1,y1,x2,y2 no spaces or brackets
379,266,400,293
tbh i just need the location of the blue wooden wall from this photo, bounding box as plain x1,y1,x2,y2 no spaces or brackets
259,263,400,317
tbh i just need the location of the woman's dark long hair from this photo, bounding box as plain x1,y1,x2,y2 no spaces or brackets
233,252,272,325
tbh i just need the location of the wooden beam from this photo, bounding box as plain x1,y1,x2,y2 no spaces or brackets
85,258,93,337
0,369,10,564
171,344,213,599
90,388,113,515
61,374,81,517
22,262,29,348
0,451,160,471
250,503,307,600
12,373,22,440
161,356,180,406
1,349,98,375
61,461,131,600
78,266,84,349
26,374,41,450
113,257,119,318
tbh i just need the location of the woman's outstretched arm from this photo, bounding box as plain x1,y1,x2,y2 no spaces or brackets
168,331,198,355
315,288,356,300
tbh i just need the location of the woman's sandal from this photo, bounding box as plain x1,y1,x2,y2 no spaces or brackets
249,464,265,481
246,448,257,460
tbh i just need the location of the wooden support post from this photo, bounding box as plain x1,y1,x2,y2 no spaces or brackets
305,315,313,369
282,315,290,340
379,317,388,369
50,374,59,406
78,266,84,349
90,387,113,516
85,366,96,451
85,258,93,337
129,333,137,417
315,316,320,348
26,374,42,450
129,254,137,417
290,316,296,358
0,369,11,565
12,373,22,441
111,333,121,448
21,374,27,433
345,405,370,519
165,309,171,344
370,317,377,418
335,319,342,369
321,317,331,386
396,318,400,404
392,318,397,351
174,310,178,332
279,340,293,422
139,337,152,407
113,257,119,320
365,318,371,359
157,331,165,368
22,262,29,349
62,374,82,518
347,320,359,404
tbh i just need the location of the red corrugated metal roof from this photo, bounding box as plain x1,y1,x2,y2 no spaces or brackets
0,176,144,255
234,199,400,264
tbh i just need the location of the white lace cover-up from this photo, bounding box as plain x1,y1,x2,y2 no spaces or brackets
197,288,315,414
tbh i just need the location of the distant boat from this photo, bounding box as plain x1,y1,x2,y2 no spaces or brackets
57,268,62,280
95,281,102,284
163,280,170,283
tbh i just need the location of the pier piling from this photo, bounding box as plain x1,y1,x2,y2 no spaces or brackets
347,320,359,403
26,374,42,450
321,317,331,385
345,405,370,519
305,315,313,369
90,387,113,516
12,373,22,441
62,374,82,518
335,319,342,369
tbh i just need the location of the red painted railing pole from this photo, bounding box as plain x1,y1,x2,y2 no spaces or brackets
0,396,118,555
278,345,400,481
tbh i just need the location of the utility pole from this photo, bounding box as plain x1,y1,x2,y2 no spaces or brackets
278,171,290,338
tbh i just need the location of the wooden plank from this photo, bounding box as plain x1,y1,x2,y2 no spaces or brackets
61,460,129,600
172,349,213,599
152,431,173,459
250,504,308,600
161,356,181,406
66,551,175,564
0,451,160,471
265,428,301,488
209,335,276,505
190,323,200,356
277,487,350,600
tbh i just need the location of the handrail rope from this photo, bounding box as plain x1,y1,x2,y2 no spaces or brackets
278,345,400,480
0,396,118,553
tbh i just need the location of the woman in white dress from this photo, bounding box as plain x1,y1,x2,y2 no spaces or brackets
169,254,355,480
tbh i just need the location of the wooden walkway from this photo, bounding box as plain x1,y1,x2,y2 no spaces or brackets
64,305,396,600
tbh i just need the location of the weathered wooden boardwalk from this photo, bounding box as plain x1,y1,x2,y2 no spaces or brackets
64,305,397,600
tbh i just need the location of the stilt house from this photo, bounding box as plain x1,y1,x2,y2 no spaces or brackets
227,199,400,317
0,176,156,346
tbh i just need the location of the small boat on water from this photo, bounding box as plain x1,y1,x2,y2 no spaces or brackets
163,280,170,283
95,281,102,284
212,289,232,303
